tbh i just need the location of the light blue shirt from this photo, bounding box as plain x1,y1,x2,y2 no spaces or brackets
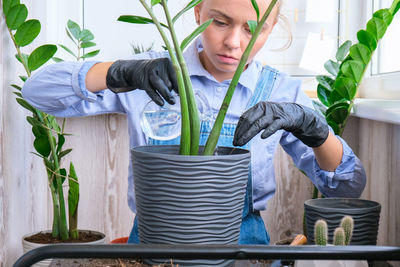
22,39,366,213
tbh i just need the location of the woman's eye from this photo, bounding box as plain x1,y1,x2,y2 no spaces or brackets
214,20,227,26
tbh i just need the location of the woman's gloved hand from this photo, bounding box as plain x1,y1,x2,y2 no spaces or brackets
233,102,329,147
106,58,178,106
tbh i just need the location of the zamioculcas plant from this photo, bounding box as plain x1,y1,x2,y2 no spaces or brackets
311,0,400,198
2,0,99,240
119,0,278,155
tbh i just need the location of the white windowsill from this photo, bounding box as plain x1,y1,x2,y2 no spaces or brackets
351,99,400,125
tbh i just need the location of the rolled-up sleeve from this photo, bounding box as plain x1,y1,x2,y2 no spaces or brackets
280,132,366,198
22,61,124,117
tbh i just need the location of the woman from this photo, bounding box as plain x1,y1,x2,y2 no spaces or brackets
22,0,366,244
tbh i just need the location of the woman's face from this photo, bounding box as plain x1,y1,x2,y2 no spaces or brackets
195,0,279,82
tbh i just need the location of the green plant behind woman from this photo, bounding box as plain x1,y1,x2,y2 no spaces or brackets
2,0,99,240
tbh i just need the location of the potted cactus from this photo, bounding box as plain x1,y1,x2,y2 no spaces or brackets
296,216,368,267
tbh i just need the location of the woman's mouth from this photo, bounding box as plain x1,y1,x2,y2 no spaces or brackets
217,54,239,64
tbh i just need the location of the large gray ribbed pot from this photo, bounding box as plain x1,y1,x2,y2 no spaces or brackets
132,145,250,267
304,198,381,245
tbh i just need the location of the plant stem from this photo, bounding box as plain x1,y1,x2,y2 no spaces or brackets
161,0,200,155
203,0,279,155
139,0,191,155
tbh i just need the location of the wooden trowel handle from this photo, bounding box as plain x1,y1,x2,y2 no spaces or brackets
289,234,307,246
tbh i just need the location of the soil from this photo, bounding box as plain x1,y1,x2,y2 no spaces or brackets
24,230,104,244
49,259,277,267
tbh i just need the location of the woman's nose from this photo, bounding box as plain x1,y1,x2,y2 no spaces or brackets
223,28,241,50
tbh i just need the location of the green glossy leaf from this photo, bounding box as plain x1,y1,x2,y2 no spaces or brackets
151,0,161,6
59,44,77,58
79,29,94,42
58,149,72,159
81,49,100,59
52,57,64,63
391,1,400,15
349,43,371,65
173,0,202,23
357,29,377,51
16,97,36,113
312,100,327,117
373,9,393,25
251,0,260,21
67,19,81,40
180,19,213,51
81,41,96,48
6,4,27,30
57,134,65,153
324,60,340,76
317,84,331,107
33,135,51,158
66,28,78,46
316,75,334,91
13,91,22,97
366,17,387,40
15,53,28,64
32,124,46,138
47,115,61,132
341,60,364,84
336,40,352,61
68,162,79,220
326,118,341,135
247,20,257,35
118,15,168,28
19,75,27,82
3,0,20,16
326,102,350,125
333,77,357,100
14,19,41,47
26,116,41,128
11,84,22,91
58,168,67,186
328,90,345,105
28,44,57,71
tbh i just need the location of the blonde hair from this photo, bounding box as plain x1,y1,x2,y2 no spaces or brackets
273,0,293,51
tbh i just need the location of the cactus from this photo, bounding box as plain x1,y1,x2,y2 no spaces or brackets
314,219,328,245
314,216,354,246
340,216,354,245
333,227,345,245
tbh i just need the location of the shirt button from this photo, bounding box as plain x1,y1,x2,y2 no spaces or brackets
216,87,223,92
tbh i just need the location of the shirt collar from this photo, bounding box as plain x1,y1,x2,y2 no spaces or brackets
183,38,261,94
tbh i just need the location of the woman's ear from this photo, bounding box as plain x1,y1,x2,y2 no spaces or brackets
194,5,201,25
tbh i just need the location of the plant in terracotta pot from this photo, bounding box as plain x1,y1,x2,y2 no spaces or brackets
118,0,278,266
1,0,105,264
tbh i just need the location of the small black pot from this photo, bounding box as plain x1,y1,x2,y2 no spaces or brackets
304,198,381,245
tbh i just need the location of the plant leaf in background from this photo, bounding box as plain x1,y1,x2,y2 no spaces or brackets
14,19,41,47
250,0,260,22
172,0,202,23
6,4,27,30
28,45,57,71
335,40,352,62
118,15,168,28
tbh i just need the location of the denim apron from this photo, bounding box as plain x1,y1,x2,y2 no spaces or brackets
128,66,278,244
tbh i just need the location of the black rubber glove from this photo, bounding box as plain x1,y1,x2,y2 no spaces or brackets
233,102,329,147
106,58,178,106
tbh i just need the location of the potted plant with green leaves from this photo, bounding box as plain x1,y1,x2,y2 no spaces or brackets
1,1,105,265
304,0,400,246
117,0,278,266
